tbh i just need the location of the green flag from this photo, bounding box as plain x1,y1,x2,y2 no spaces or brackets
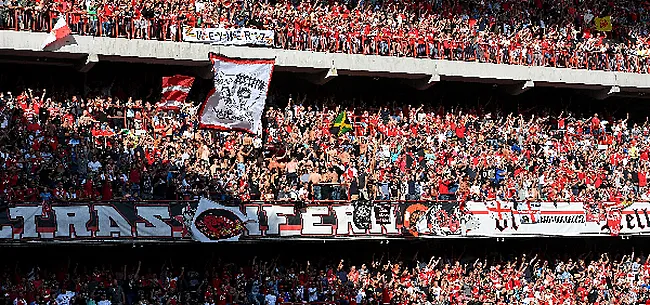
330,111,353,136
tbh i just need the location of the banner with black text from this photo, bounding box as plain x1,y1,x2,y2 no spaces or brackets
3,200,650,242
0,201,191,241
182,27,274,46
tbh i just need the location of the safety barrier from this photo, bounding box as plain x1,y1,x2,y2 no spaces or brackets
4,9,649,73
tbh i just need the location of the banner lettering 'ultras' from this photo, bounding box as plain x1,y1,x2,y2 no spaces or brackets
182,27,274,46
198,54,274,134
0,202,190,240
5,199,650,242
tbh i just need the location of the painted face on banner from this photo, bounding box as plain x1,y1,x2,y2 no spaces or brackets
236,85,252,104
215,72,261,119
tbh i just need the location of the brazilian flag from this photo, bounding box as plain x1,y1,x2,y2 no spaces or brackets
330,111,353,136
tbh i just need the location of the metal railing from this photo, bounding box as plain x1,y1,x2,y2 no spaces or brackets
5,8,650,73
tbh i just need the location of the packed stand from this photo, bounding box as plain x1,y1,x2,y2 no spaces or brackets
0,85,649,204
3,0,650,72
264,100,650,204
3,250,650,305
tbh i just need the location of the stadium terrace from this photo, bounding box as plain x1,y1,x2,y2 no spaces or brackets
0,242,650,305
2,0,650,304
1,86,648,205
2,0,650,73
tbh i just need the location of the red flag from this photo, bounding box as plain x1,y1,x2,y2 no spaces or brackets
42,17,71,49
157,75,195,111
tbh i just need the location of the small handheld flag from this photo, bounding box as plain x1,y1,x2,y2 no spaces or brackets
330,111,353,136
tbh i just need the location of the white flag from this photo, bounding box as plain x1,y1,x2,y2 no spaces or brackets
198,53,274,134
190,198,253,242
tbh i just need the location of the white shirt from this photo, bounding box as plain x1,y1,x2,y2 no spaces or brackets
470,185,480,195
436,132,446,144
88,160,102,172
13,298,26,305
56,291,76,305
308,287,318,302
264,294,277,305
432,286,442,297
194,1,205,12
298,187,309,199
356,290,365,303
98,300,112,305
379,145,390,159
253,138,262,149
295,286,304,301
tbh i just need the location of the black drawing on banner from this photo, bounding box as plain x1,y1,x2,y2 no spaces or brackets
212,72,263,123
463,214,480,232
403,204,428,236
517,201,541,224
423,202,478,236
487,201,518,232
495,210,520,231
374,204,391,224
188,28,272,45
352,200,372,229
583,202,603,223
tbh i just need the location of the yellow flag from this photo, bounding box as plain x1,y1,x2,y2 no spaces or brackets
594,16,612,32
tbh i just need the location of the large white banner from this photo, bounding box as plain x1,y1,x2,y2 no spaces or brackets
182,27,274,46
408,201,650,238
6,200,650,242
187,200,650,241
454,201,646,237
191,198,256,242
0,202,188,241
198,54,274,134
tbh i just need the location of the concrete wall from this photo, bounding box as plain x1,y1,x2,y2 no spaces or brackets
1,30,649,92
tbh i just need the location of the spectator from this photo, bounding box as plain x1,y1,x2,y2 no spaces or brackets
1,82,650,206
4,0,650,73
1,248,650,305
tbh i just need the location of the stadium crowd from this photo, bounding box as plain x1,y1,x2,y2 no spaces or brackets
2,0,650,72
0,85,648,204
2,249,650,305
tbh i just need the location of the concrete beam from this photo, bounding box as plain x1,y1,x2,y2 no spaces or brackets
2,31,650,93
77,53,99,73
504,80,535,95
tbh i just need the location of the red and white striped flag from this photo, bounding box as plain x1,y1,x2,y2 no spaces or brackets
157,75,195,111
42,17,71,49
